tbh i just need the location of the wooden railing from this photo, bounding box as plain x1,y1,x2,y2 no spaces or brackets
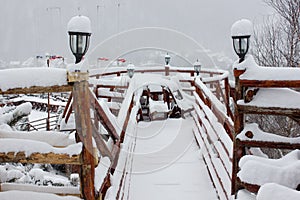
232,66,300,196
90,66,231,104
90,66,234,199
193,77,234,200
22,115,59,131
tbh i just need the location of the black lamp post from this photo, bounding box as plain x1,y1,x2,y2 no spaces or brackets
232,35,250,63
165,53,171,65
231,19,252,63
193,59,202,76
67,15,92,64
127,63,135,78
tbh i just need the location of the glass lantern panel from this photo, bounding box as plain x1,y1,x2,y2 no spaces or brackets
233,39,240,54
240,38,248,54
77,35,87,54
165,57,170,64
194,65,201,72
84,36,90,54
70,35,77,54
127,69,134,78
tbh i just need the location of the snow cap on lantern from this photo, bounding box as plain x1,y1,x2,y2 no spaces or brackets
231,19,253,37
67,15,91,34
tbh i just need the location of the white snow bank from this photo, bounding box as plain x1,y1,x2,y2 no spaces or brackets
238,88,300,109
0,68,68,91
233,55,300,80
0,190,81,200
1,183,80,195
0,138,82,156
236,189,256,200
237,123,300,144
94,157,111,191
90,76,129,87
0,130,75,147
98,88,123,97
29,168,70,186
0,102,32,124
239,149,300,168
238,150,300,189
231,19,253,37
257,183,300,200
10,95,67,106
148,99,169,113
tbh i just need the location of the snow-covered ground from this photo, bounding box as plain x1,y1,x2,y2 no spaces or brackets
106,118,218,200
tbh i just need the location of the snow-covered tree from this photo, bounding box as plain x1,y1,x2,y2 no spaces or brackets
248,0,300,158
252,0,299,68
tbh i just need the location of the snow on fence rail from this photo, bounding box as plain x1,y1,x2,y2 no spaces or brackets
192,76,234,200
90,66,231,104
90,67,234,200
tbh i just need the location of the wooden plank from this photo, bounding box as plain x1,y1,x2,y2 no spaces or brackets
0,152,81,165
238,104,300,116
98,95,124,100
62,92,73,118
89,90,120,142
0,85,72,95
120,97,134,143
239,79,300,88
96,84,128,89
238,139,300,149
65,104,73,124
192,119,230,200
91,123,113,161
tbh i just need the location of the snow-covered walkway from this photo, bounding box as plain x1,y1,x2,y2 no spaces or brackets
109,118,218,200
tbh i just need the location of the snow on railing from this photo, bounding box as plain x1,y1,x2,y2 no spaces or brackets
232,57,300,197
0,68,70,93
192,77,234,200
90,66,234,198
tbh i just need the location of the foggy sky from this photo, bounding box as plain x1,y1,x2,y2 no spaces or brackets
0,0,273,65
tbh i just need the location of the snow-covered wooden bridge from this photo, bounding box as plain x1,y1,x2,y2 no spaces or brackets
0,61,300,200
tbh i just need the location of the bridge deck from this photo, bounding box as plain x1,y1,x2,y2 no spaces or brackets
111,118,217,200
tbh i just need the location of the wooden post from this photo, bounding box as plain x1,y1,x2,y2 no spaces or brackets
231,68,245,196
165,65,170,76
70,72,95,200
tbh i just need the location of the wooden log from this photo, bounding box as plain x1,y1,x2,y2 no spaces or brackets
110,143,120,175
62,92,73,118
0,151,81,165
65,104,73,124
91,123,113,161
239,79,300,88
238,104,300,116
0,85,72,95
238,139,300,149
96,84,128,89
119,97,134,143
89,90,120,142
72,79,95,200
